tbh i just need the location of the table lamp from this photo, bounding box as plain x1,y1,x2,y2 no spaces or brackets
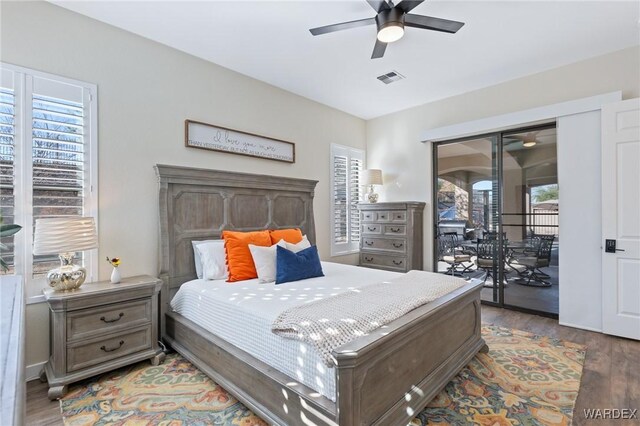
361,169,383,203
33,217,98,291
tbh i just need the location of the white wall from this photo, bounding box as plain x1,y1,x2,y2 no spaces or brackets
367,46,640,270
1,1,366,374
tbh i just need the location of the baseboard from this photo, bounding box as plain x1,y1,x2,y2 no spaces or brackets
558,321,602,333
26,361,47,382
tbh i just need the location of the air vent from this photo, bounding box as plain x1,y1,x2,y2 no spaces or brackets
377,71,405,85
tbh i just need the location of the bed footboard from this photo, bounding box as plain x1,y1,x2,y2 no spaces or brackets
333,281,485,426
165,280,484,426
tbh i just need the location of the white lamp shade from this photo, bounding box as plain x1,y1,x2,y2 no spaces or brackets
361,169,383,186
33,217,98,255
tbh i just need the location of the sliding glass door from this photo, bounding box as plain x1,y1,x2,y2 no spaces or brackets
501,127,559,314
433,124,559,316
433,135,501,304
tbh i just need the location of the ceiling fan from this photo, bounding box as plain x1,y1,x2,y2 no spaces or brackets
521,132,540,147
309,0,465,59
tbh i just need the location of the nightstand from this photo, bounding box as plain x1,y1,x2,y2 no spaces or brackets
42,275,165,400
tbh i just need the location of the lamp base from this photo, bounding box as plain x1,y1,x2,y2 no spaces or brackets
367,185,379,203
47,253,87,291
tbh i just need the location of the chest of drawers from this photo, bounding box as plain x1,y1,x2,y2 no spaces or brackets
358,202,425,272
42,275,165,400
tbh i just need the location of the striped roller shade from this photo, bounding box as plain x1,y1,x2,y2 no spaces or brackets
33,217,98,255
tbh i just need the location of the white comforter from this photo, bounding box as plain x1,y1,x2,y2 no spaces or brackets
170,261,401,402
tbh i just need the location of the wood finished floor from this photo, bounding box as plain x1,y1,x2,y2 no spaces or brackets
26,306,640,426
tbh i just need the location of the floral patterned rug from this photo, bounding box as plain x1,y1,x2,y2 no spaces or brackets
60,325,585,426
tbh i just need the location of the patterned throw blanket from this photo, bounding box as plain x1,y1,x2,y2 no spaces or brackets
271,270,466,366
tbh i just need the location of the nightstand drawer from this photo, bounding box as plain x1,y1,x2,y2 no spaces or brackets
67,299,152,341
360,253,407,271
67,326,152,373
362,237,407,253
383,224,406,236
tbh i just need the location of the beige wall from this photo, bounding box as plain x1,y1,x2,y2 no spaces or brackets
1,1,366,373
366,45,640,270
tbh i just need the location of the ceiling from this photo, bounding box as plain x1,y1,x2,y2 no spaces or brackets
50,1,640,119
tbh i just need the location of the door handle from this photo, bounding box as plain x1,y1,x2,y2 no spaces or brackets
605,239,625,253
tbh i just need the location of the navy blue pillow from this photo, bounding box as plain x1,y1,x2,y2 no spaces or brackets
275,245,324,284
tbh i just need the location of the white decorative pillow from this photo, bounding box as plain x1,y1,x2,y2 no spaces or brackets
284,235,311,253
249,240,286,283
192,239,220,279
196,241,228,280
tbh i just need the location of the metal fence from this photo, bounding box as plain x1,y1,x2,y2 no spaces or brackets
530,209,559,236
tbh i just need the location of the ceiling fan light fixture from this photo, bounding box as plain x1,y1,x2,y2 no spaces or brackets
376,8,405,43
377,24,404,43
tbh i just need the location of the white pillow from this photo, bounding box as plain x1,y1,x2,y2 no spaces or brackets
195,241,228,280
284,235,311,253
192,239,220,278
249,240,286,283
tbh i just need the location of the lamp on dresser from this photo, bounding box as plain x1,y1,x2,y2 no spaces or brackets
361,169,383,203
33,216,98,291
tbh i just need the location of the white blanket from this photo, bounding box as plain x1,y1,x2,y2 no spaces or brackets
170,262,401,402
272,270,466,366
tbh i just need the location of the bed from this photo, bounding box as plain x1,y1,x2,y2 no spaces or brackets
156,164,486,426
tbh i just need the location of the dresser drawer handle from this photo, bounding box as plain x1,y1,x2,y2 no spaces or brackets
364,256,374,262
365,241,374,246
100,340,124,353
367,226,377,231
392,260,403,266
395,215,403,219
100,312,124,323
392,243,404,248
390,227,401,233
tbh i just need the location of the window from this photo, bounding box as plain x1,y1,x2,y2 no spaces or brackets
330,143,364,256
0,64,97,300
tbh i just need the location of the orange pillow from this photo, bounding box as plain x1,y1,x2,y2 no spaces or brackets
222,230,271,282
269,228,303,245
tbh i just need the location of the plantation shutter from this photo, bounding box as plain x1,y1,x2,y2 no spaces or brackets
31,77,88,277
331,144,364,255
333,154,348,244
349,156,363,243
0,70,16,273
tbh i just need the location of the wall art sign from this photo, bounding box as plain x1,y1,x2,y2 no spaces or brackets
185,120,295,163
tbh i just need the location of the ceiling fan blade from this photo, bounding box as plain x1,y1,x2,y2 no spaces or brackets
371,39,387,59
310,17,376,36
405,14,465,33
396,0,424,13
366,0,391,13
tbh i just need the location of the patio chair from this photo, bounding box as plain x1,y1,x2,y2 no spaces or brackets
511,235,554,287
440,234,473,276
531,234,554,278
474,238,509,287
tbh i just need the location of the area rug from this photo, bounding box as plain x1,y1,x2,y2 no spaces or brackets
60,325,585,426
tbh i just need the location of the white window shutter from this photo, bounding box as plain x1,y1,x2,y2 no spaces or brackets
0,77,16,273
330,144,364,256
31,77,88,277
0,63,98,300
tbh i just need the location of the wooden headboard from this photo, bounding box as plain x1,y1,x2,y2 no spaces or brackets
155,164,318,335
